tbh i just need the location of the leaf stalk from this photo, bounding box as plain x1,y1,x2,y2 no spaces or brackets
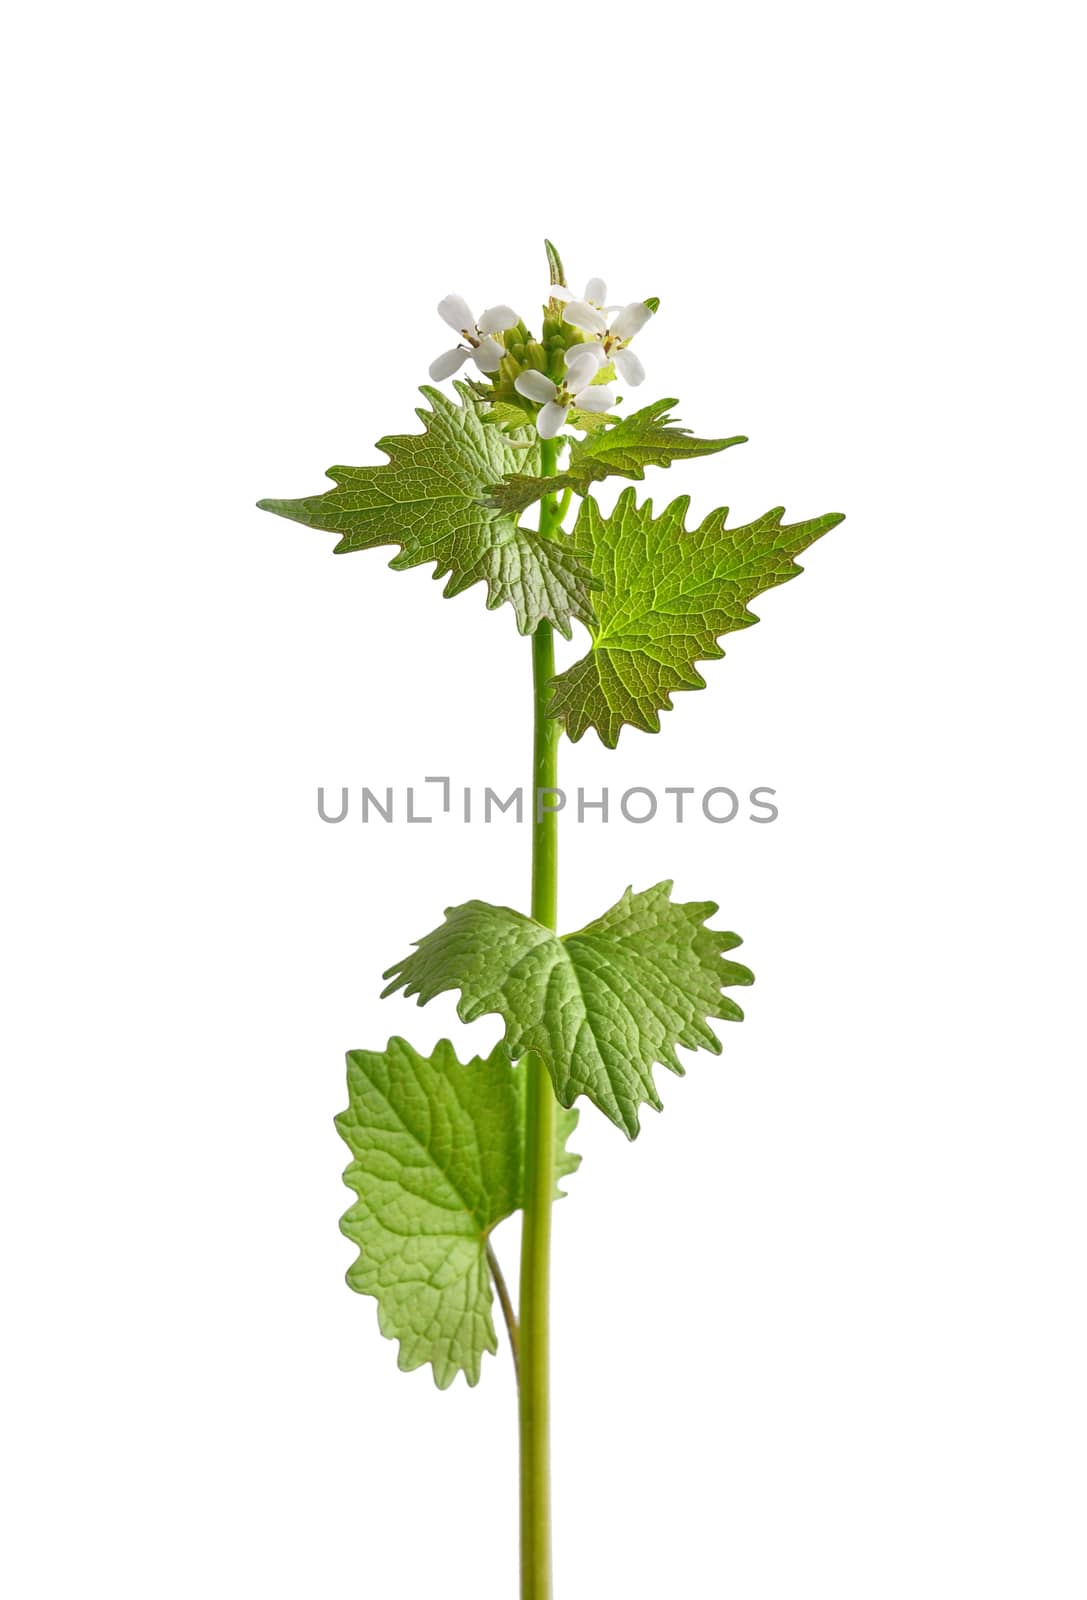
486,1239,519,1380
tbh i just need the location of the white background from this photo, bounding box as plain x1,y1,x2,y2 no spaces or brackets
2,2,1084,1595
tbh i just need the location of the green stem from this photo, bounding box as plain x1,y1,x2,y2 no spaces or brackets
519,438,562,1600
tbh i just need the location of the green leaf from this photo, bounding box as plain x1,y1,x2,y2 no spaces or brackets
549,489,844,747
258,383,595,638
336,1038,579,1389
570,398,743,480
382,883,753,1139
485,399,745,514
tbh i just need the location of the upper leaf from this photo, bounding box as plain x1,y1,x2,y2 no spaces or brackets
336,1037,578,1389
486,399,745,514
382,883,753,1139
548,490,844,746
258,383,595,637
571,399,745,481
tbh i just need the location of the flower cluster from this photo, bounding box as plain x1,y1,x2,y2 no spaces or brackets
427,249,656,441
548,278,653,389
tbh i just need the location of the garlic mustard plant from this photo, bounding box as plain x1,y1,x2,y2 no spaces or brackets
258,241,844,1600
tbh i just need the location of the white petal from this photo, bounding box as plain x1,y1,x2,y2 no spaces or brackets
564,348,604,391
612,346,646,386
584,277,607,305
536,399,571,439
563,300,607,336
610,300,653,341
438,294,476,334
428,346,471,380
547,284,573,302
478,304,520,334
572,384,615,413
472,336,504,372
515,370,558,402
564,341,606,372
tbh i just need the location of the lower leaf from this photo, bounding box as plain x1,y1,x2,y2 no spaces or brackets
336,1037,578,1388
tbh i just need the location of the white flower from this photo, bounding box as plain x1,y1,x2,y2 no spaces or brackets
548,275,612,312
557,280,653,388
429,295,519,380
514,346,615,439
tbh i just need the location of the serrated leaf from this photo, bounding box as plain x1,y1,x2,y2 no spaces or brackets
548,490,844,746
258,383,595,637
485,399,745,514
571,399,745,480
382,883,753,1139
336,1038,579,1389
